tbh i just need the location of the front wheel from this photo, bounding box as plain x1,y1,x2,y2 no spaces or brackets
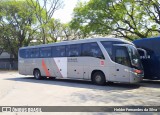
33,69,42,80
92,72,106,85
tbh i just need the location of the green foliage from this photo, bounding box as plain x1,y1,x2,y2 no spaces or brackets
26,0,64,44
0,0,38,58
71,0,160,40
0,0,64,58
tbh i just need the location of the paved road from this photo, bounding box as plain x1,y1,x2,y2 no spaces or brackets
0,71,160,115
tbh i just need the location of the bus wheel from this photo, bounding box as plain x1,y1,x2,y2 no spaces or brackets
33,69,42,80
49,77,56,80
107,81,114,85
92,72,106,85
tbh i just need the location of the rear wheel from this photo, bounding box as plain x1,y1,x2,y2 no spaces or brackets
33,69,42,80
92,72,106,85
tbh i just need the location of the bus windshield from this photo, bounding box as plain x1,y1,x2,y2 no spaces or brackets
128,45,143,70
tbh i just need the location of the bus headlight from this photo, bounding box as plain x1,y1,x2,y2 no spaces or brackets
133,69,143,74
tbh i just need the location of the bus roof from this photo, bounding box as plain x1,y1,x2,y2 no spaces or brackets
133,36,160,43
20,37,133,49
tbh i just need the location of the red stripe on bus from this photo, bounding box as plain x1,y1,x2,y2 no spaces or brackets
42,59,51,77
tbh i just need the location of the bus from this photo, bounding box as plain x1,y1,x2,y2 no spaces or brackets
18,38,144,85
133,36,160,80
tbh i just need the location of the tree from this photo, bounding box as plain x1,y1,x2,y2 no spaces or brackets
138,0,160,33
0,47,3,55
45,20,87,42
0,0,38,59
27,0,63,44
45,19,63,42
71,0,160,40
63,23,88,40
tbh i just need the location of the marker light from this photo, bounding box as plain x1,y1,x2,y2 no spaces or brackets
133,69,143,74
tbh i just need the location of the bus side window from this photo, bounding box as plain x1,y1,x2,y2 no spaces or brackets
101,42,113,60
40,47,51,58
25,49,30,58
19,49,26,58
30,48,39,58
35,48,39,57
82,43,104,59
30,49,34,58
66,44,81,57
52,46,66,57
91,43,104,59
82,44,91,56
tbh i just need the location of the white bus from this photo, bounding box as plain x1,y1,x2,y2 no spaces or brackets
18,38,144,85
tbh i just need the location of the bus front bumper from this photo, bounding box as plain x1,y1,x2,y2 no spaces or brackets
130,74,144,83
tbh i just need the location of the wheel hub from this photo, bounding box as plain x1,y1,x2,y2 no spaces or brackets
95,75,101,82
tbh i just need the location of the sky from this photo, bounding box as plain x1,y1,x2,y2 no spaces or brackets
53,0,88,23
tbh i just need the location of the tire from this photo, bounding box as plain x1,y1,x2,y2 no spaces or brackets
107,81,114,85
92,72,106,85
33,69,42,80
49,77,56,80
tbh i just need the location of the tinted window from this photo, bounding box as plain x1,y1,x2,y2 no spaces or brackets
115,47,130,67
25,49,30,58
52,46,66,57
19,49,26,58
66,44,81,57
101,42,113,59
30,48,39,58
20,49,30,58
40,47,51,58
82,42,104,59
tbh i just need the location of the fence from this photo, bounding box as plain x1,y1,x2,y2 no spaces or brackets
0,58,18,70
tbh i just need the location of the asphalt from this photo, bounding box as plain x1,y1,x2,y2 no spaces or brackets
0,71,160,115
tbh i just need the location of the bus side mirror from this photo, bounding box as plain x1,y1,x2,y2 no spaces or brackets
133,59,138,65
131,59,139,68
